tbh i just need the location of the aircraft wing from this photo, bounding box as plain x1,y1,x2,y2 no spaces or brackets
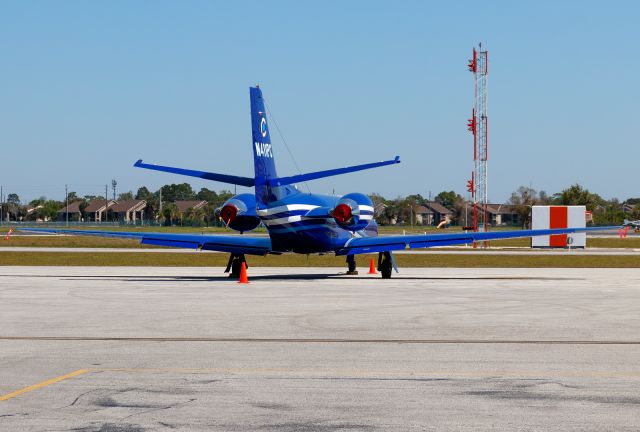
335,226,616,255
16,227,272,255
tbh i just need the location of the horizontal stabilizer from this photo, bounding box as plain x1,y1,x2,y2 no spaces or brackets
134,160,255,187
269,156,400,187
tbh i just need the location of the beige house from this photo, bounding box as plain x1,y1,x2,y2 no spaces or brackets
57,201,82,222
85,199,117,222
174,200,207,217
110,200,147,223
423,201,453,226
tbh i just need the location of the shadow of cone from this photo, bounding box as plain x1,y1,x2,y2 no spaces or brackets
238,262,249,284
368,258,377,274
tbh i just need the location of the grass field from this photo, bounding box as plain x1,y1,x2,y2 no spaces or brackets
2,231,639,249
0,251,638,268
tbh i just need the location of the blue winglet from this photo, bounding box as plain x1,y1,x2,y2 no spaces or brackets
134,160,255,187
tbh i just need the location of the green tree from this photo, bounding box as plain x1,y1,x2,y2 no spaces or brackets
7,193,20,206
135,187,157,221
196,188,218,203
216,190,234,207
401,195,424,226
551,184,603,211
192,207,206,227
38,200,62,221
592,198,625,225
117,191,134,201
162,202,179,226
135,186,154,201
508,186,538,228
29,197,47,207
368,193,389,225
434,191,462,209
159,183,195,202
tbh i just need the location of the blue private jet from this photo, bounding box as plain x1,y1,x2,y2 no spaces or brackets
19,86,610,278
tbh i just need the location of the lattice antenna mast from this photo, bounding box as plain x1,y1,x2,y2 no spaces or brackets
467,44,488,244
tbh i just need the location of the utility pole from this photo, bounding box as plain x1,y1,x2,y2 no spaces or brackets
105,184,108,223
65,184,69,226
159,187,163,223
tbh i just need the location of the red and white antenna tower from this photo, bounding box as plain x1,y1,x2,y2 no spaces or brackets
467,43,488,246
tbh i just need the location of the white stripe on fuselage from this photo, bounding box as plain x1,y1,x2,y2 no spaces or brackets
257,204,319,216
262,215,304,226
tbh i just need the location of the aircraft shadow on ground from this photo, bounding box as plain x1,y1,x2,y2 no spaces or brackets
50,274,580,282
1,274,580,282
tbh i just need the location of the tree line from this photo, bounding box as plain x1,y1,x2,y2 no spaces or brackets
1,184,234,226
1,183,638,227
370,185,638,227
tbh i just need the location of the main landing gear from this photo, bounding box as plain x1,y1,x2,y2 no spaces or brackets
346,255,358,275
225,253,247,278
378,252,393,279
344,253,395,278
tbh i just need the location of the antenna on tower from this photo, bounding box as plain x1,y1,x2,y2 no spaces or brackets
467,43,489,247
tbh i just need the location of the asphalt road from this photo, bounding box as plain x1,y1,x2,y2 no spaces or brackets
1,267,639,431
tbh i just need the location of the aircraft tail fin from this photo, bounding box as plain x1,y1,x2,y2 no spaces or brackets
250,87,278,198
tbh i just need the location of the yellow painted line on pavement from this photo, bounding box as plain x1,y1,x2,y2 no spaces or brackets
0,369,89,402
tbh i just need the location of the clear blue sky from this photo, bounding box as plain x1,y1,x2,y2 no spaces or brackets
2,1,638,203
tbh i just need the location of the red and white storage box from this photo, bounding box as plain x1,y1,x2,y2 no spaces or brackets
531,205,586,248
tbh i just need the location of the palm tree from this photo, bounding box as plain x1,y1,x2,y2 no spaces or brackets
162,203,178,226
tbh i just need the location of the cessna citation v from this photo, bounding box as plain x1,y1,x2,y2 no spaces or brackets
19,86,613,278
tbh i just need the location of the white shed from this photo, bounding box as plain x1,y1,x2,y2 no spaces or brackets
531,205,586,248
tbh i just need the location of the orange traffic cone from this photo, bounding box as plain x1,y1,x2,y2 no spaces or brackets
238,262,249,284
368,258,377,274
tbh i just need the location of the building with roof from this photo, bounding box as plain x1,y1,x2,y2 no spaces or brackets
110,199,147,223
423,201,454,226
56,201,83,222
478,204,522,226
85,199,116,222
414,205,433,225
174,200,207,215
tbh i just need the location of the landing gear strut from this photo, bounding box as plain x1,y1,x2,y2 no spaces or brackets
225,253,247,278
346,255,358,275
378,252,393,279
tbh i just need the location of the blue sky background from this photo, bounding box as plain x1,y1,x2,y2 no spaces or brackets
1,1,638,203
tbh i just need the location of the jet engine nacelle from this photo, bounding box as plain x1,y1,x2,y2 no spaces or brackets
331,193,374,232
215,193,261,233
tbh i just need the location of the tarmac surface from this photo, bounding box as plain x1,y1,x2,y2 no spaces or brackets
2,246,640,255
1,266,640,431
